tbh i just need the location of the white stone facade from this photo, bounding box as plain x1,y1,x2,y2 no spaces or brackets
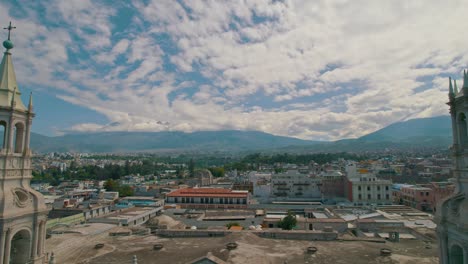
0,34,49,264
436,75,468,264
249,172,271,199
347,173,392,205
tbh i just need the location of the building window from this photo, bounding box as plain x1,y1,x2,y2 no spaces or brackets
386,194,389,199
367,186,370,191
358,194,362,199
377,186,380,191
367,194,371,199
385,186,389,191
377,194,381,199
358,186,361,191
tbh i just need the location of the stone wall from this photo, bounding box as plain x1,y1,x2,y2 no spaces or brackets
154,229,338,241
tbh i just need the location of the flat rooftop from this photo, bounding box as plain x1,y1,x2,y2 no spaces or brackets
167,188,248,198
102,207,159,220
46,227,439,264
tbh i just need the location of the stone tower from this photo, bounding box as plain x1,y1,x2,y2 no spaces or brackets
0,23,49,264
436,74,468,263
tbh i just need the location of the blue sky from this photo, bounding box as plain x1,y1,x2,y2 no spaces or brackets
1,0,466,140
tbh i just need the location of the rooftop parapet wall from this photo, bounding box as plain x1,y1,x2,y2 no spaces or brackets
154,229,338,241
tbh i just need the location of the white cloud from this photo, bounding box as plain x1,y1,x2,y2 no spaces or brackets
2,0,466,140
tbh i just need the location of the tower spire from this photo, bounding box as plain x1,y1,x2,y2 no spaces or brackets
2,21,15,50
449,77,454,96
28,92,33,112
464,70,468,88
0,22,26,111
11,86,16,108
454,79,459,95
3,21,16,41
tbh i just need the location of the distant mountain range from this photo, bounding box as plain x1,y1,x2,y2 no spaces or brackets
30,116,453,153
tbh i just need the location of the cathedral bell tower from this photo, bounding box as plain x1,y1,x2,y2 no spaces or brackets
0,22,49,264
436,74,468,263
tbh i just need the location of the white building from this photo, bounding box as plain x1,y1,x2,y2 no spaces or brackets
248,172,271,200
345,162,358,179
346,169,392,205
271,170,321,199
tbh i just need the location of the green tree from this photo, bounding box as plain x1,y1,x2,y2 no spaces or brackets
104,179,119,191
188,158,195,177
208,167,225,177
118,185,134,197
70,160,77,170
278,211,297,230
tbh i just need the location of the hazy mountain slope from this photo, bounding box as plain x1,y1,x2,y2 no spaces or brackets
358,116,451,142
30,116,453,153
30,130,318,153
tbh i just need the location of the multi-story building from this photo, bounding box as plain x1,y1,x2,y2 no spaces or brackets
392,184,433,211
426,181,455,213
346,169,392,205
165,187,249,209
271,170,321,199
249,172,271,199
319,170,345,199
393,181,456,212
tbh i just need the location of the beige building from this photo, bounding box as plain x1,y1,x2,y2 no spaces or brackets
436,75,468,263
345,168,392,205
0,26,49,264
271,170,321,199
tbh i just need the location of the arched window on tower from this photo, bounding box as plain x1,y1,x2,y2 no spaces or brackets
458,113,468,148
449,244,464,264
0,120,6,149
14,122,25,153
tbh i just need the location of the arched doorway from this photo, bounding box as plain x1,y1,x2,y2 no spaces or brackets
10,229,31,264
450,244,464,264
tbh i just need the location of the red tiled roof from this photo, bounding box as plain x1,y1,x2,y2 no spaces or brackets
166,188,248,198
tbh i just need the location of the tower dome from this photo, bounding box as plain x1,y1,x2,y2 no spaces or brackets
2,39,13,50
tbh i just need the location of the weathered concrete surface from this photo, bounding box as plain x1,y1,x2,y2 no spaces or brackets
46,224,439,264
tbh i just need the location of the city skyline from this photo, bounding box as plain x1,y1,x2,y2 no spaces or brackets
1,0,465,140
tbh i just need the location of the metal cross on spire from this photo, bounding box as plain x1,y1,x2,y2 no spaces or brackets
3,21,16,40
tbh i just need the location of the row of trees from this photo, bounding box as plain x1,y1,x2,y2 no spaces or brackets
33,152,362,184
224,152,366,171
103,179,134,197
